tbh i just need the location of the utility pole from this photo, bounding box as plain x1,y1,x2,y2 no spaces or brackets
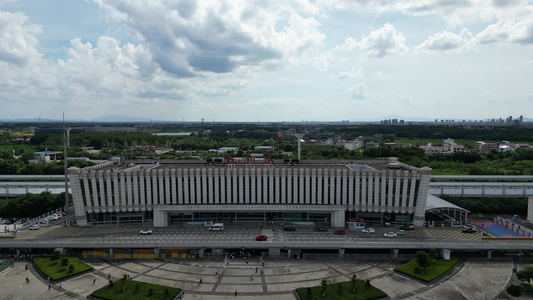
63,113,70,212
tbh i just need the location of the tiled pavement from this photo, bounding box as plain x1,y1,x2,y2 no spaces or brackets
1,256,524,299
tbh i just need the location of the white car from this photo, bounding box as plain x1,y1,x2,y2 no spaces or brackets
54,213,63,218
139,229,152,235
362,228,375,234
384,232,397,238
48,215,59,220
29,224,40,230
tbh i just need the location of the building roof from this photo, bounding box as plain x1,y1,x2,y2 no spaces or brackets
425,194,469,213
85,158,425,173
34,151,62,155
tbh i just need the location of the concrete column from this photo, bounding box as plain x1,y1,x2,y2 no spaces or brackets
391,248,399,259
287,249,292,259
487,250,492,259
109,248,114,258
153,210,167,227
331,210,344,227
339,248,345,259
527,196,533,223
269,248,281,257
441,249,451,260
199,248,204,258
413,167,432,227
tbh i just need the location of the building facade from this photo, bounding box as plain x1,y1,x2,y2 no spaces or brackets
69,159,432,228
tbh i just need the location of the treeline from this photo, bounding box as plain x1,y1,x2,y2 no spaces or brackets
325,125,533,142
442,196,528,215
0,159,95,175
0,192,67,218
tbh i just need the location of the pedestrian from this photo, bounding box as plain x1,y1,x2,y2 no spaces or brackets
235,289,238,296
107,273,111,280
47,276,50,282
92,278,96,285
26,277,29,284
255,267,258,273
199,278,202,284
25,264,28,270
59,281,62,289
48,284,51,290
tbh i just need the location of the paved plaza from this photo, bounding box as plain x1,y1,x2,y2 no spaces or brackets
1,255,530,299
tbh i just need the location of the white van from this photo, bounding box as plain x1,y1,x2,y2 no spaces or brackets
208,223,224,231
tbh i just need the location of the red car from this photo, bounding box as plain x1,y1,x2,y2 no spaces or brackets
333,229,346,235
255,235,268,241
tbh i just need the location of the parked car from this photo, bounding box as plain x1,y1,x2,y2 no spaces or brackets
362,228,375,234
400,224,414,230
464,224,477,232
54,213,63,218
333,229,346,235
139,229,152,235
384,232,397,238
283,226,296,232
29,224,40,230
462,227,474,233
396,229,405,235
47,215,58,220
314,226,328,232
255,235,268,241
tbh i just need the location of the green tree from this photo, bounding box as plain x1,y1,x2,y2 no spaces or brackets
337,283,343,294
61,257,68,266
507,284,522,297
351,274,357,292
321,279,328,296
429,249,438,259
516,266,533,283
416,251,429,269
52,250,62,261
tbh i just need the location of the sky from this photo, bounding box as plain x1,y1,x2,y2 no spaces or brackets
0,0,532,122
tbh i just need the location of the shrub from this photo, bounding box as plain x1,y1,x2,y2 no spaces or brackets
415,267,420,274
147,288,154,296
68,264,74,273
61,257,69,267
507,284,521,297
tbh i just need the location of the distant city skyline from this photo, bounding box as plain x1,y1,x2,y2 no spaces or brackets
1,1,532,122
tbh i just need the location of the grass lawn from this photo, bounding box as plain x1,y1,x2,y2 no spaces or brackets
91,279,181,300
394,257,459,282
295,279,387,300
33,256,93,281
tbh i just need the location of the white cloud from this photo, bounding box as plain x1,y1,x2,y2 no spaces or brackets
0,10,42,66
416,28,473,52
92,1,325,77
346,83,379,100
357,23,407,57
337,67,364,79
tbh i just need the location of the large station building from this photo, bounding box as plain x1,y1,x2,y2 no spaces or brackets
69,158,432,228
